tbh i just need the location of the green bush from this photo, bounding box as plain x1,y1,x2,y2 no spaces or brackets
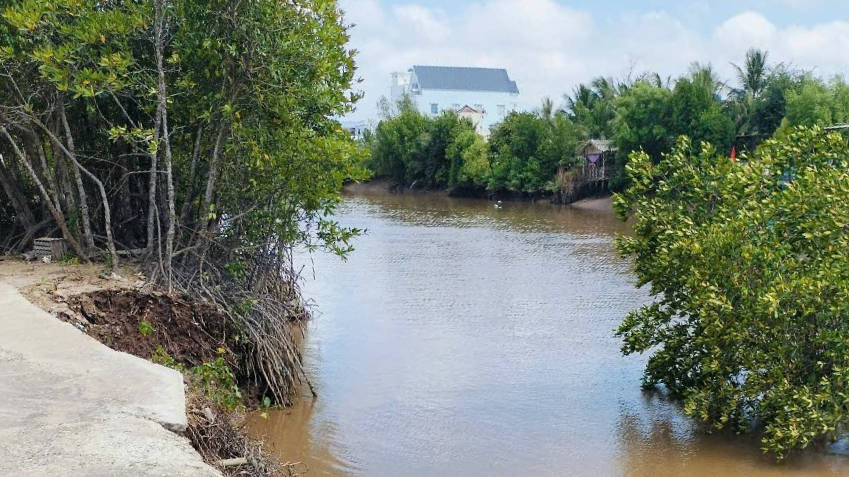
192,356,242,411
151,345,183,371
615,127,849,458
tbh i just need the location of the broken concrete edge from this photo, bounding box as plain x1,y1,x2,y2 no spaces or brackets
0,281,223,477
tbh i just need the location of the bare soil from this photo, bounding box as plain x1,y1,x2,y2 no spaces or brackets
0,258,259,401
0,257,142,314
67,289,236,369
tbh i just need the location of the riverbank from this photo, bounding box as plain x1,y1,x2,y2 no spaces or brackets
344,179,439,196
0,259,286,476
344,180,614,207
569,196,615,212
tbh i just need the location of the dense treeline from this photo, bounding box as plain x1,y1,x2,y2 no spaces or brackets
364,49,849,197
365,98,582,194
0,0,364,403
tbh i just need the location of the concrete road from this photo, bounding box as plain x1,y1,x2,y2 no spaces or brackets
0,283,221,477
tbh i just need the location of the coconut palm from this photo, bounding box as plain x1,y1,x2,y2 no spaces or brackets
540,97,556,123
564,84,598,116
732,48,771,99
592,77,618,101
689,62,725,97
730,49,778,136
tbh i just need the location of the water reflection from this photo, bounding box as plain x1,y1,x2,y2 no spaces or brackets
616,393,849,476
341,193,632,237
248,193,849,477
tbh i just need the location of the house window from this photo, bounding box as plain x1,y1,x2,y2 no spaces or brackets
430,103,438,114
497,105,506,116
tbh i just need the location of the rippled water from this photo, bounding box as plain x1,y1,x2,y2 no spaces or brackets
249,193,849,477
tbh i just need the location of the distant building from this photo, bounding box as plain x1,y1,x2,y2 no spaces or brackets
456,105,486,136
340,119,374,140
389,65,520,136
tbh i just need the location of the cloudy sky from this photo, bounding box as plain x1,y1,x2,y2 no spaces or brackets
339,0,849,121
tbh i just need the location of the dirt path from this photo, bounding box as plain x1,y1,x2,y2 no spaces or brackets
0,261,222,477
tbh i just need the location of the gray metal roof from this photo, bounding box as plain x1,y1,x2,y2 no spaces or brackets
411,66,519,94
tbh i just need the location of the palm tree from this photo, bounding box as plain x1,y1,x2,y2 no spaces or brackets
689,62,725,97
641,72,672,90
564,80,620,138
564,84,598,116
592,77,618,101
732,48,771,99
730,49,776,135
540,97,556,123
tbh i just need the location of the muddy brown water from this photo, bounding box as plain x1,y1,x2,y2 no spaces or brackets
249,193,849,477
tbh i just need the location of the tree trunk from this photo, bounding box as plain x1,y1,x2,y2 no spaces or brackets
155,0,177,288
59,103,96,252
1,126,88,261
200,121,228,229
147,107,163,255
179,124,204,226
32,118,118,266
119,152,133,235
55,141,81,242
25,128,62,214
0,161,36,230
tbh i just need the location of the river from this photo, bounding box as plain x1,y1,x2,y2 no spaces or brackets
249,193,849,477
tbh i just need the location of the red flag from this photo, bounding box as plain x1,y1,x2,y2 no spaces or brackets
730,146,737,162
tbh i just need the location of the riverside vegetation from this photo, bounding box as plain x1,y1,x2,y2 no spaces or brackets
616,128,849,458
363,49,849,198
0,0,363,474
0,0,363,400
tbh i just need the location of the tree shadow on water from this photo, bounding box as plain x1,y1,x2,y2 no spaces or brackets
614,392,847,477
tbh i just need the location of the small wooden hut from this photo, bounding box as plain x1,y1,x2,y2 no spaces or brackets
556,139,617,204
578,139,616,181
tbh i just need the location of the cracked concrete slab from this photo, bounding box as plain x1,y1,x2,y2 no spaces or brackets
0,282,221,477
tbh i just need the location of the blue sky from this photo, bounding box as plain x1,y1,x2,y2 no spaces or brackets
406,0,836,29
341,0,848,121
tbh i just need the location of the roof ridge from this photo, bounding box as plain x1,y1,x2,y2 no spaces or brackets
410,65,520,94
413,65,507,71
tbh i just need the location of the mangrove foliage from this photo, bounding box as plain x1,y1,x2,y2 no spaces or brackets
615,127,849,458
0,0,365,403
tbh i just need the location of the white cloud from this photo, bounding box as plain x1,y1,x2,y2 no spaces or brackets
340,1,849,120
713,11,778,49
393,5,450,42
711,12,849,77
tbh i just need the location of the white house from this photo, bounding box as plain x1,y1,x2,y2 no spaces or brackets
456,105,486,136
389,65,520,137
340,119,376,140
